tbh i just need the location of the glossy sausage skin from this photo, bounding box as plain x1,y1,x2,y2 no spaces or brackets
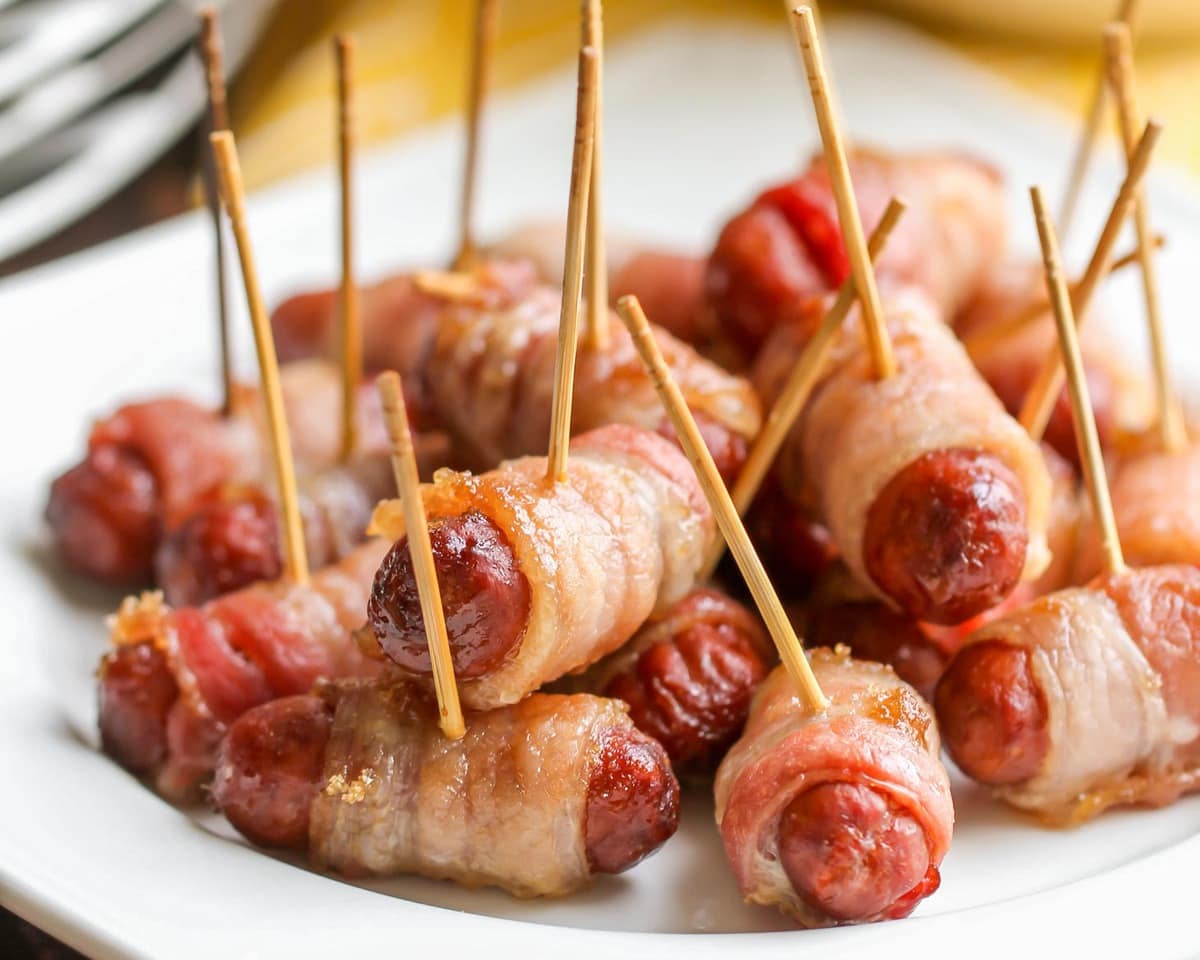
45,446,159,584
934,640,1049,786
778,782,937,923
745,482,838,599
212,694,335,850
215,694,679,874
154,490,281,607
367,512,530,679
863,448,1028,625
602,597,769,774
584,728,681,874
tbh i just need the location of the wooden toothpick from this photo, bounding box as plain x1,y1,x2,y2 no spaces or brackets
378,372,466,740
198,8,232,417
544,45,599,482
617,295,828,712
789,6,894,381
701,196,908,580
454,0,499,271
1104,24,1186,454
1031,187,1125,575
583,0,608,352
335,35,363,462
1059,0,1142,240
210,131,309,585
1019,119,1161,441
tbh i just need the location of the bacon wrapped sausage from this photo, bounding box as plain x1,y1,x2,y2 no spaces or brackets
424,284,761,482
936,564,1200,824
715,649,953,927
706,147,1006,364
1073,446,1200,582
563,587,771,775
97,539,387,800
46,360,387,585
759,288,1052,625
365,424,714,710
212,684,679,897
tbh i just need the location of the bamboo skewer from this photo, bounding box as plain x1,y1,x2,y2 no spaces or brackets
378,372,466,740
583,0,609,352
544,45,599,482
210,131,310,586
454,0,499,271
960,233,1165,362
1059,0,1141,240
1018,119,1161,441
1031,187,1126,576
1104,24,1187,454
790,6,894,380
335,35,363,463
700,196,908,581
198,8,233,417
617,295,827,711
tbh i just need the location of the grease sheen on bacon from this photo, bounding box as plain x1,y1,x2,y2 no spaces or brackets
368,425,715,710
98,539,387,799
715,650,953,927
212,684,679,897
938,565,1200,823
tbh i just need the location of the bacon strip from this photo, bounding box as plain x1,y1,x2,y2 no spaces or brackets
98,539,388,799
369,425,714,710
715,649,953,927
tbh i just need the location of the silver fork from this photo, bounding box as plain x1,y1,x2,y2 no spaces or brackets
0,0,277,265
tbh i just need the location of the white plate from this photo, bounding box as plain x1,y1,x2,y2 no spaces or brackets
2,14,1200,960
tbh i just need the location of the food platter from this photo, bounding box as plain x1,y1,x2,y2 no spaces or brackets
3,13,1200,959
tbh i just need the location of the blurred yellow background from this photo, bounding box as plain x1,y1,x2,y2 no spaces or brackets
227,0,1200,190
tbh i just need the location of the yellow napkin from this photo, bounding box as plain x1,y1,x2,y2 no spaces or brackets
228,0,1200,190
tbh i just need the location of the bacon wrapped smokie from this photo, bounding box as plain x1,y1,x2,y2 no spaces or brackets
707,147,1006,365
715,649,953,927
365,424,714,710
563,587,771,775
758,287,1052,625
46,360,387,585
936,565,1200,823
212,684,679,897
424,285,761,481
97,539,387,800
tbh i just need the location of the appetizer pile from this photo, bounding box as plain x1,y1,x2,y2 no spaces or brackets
43,1,1200,931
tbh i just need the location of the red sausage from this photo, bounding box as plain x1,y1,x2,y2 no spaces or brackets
97,643,179,774
211,695,334,850
611,251,708,347
863,448,1028,626
934,640,1049,786
45,446,159,584
778,782,936,923
154,490,281,607
367,511,530,679
603,616,768,773
745,482,838,599
806,601,947,702
584,727,681,874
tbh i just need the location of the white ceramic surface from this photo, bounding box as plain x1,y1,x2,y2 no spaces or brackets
2,14,1199,960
